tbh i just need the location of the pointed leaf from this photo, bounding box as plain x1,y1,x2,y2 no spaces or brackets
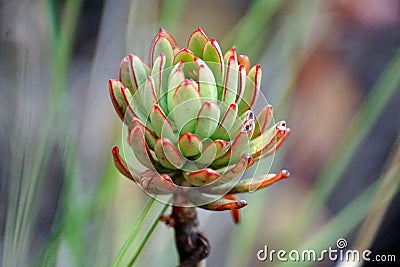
229,170,290,193
215,154,254,185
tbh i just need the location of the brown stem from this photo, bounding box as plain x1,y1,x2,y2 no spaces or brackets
171,193,210,267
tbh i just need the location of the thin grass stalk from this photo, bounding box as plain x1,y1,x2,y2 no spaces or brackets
126,198,172,267
111,197,157,267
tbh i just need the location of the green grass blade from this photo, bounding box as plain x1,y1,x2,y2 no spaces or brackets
111,197,157,267
126,197,172,267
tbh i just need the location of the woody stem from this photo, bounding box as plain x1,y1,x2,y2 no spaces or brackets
171,192,210,267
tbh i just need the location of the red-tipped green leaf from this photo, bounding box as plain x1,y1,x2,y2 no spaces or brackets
238,65,262,115
195,101,220,139
140,170,177,194
112,146,138,181
184,168,220,186
187,27,208,58
129,126,156,169
178,132,202,157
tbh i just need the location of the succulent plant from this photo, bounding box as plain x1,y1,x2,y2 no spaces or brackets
109,27,290,265
109,27,290,217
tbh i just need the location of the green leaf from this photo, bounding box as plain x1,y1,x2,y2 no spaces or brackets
170,79,201,133
154,138,184,169
184,169,220,186
187,27,208,58
195,101,220,139
237,65,261,115
203,39,224,87
178,132,202,157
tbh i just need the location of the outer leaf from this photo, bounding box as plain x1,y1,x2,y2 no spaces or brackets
191,193,248,211
228,170,290,193
195,101,220,139
187,27,208,58
129,126,156,169
215,154,254,185
184,168,220,186
140,170,177,194
108,80,137,127
111,146,138,180
154,138,184,169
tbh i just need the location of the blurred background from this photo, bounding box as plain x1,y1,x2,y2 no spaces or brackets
0,0,399,266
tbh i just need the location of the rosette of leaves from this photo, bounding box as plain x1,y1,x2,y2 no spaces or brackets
109,28,290,265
